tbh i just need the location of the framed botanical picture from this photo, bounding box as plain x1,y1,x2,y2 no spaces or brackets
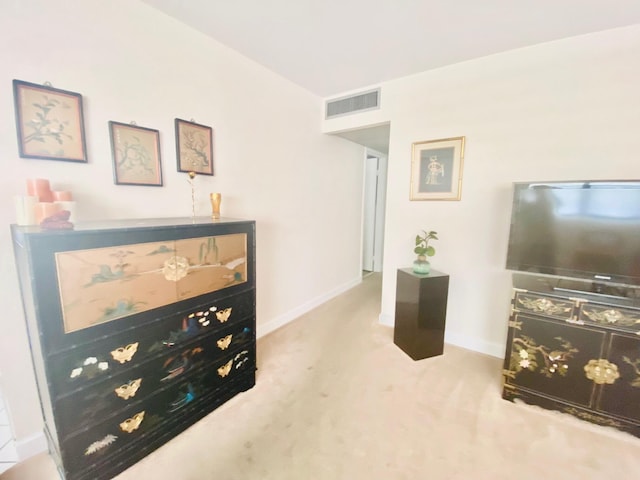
109,121,163,186
175,118,213,175
410,136,465,201
13,79,88,162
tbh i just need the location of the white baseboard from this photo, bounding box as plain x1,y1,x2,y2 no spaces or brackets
379,312,393,326
444,332,504,359
257,276,362,339
15,431,47,461
378,314,504,359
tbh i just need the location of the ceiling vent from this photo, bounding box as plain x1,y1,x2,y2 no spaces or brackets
325,88,380,119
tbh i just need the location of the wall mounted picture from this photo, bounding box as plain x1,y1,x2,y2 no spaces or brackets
175,118,213,175
109,121,163,186
13,79,88,162
410,136,465,201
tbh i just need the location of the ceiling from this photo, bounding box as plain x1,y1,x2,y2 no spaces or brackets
142,0,640,152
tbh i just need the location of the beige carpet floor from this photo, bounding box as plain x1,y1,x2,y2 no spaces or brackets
3,273,640,479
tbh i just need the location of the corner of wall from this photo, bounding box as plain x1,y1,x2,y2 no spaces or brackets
14,431,47,461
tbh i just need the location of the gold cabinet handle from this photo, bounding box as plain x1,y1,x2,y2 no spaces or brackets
114,378,142,400
216,307,232,323
111,342,139,364
217,360,232,377
119,411,145,433
216,334,233,350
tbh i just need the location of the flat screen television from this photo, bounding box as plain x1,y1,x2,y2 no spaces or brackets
506,180,640,287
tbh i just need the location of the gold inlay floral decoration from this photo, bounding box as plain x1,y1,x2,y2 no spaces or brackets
584,359,620,385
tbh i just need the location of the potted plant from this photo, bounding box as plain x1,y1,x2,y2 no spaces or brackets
413,230,438,274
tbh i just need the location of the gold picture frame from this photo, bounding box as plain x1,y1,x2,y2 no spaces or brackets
109,121,163,186
175,118,213,175
13,79,88,162
410,136,465,201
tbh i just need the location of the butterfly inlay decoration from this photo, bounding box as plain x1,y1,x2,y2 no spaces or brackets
111,342,139,364
216,307,232,323
216,334,233,350
217,360,233,377
119,411,145,433
114,378,142,400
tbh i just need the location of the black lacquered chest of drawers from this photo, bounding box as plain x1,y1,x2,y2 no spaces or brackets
11,217,256,480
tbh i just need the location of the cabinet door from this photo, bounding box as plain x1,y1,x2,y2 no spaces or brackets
595,333,640,422
505,314,606,406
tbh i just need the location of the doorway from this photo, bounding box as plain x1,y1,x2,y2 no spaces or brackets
362,150,387,275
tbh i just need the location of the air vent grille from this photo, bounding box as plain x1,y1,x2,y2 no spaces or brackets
325,89,380,119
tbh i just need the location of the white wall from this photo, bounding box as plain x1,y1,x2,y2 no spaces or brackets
0,0,365,457
325,25,640,356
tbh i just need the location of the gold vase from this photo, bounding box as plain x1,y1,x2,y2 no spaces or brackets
210,193,221,219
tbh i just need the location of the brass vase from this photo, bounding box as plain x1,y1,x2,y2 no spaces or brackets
210,193,221,219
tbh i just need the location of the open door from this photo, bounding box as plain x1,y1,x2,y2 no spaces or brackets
362,151,387,273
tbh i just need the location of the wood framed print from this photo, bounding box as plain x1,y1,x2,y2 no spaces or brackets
175,118,213,175
410,136,465,201
109,121,163,186
13,79,88,162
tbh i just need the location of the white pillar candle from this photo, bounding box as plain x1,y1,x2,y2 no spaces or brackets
54,201,77,222
14,195,37,225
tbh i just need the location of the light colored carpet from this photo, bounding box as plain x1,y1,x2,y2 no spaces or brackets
3,273,640,479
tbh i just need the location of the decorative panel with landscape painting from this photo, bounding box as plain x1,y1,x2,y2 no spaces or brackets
55,233,248,333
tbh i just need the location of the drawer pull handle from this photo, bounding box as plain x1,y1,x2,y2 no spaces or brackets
584,359,620,385
217,360,233,377
217,334,233,350
518,297,571,316
216,308,232,323
115,378,142,400
111,342,139,364
119,411,145,433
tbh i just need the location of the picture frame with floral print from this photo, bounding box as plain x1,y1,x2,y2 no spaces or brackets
13,79,88,162
109,121,163,186
175,118,213,175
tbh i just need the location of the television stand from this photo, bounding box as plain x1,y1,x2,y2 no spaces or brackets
502,273,640,438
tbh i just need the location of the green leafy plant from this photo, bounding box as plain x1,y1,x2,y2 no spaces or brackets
414,230,438,258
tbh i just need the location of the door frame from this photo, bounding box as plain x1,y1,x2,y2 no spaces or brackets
362,148,387,273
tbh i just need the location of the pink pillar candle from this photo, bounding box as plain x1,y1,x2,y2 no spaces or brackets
53,191,73,201
34,202,62,225
26,178,54,202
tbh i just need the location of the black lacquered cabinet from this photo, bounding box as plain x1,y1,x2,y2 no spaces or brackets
393,268,449,360
11,217,257,480
502,273,640,438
